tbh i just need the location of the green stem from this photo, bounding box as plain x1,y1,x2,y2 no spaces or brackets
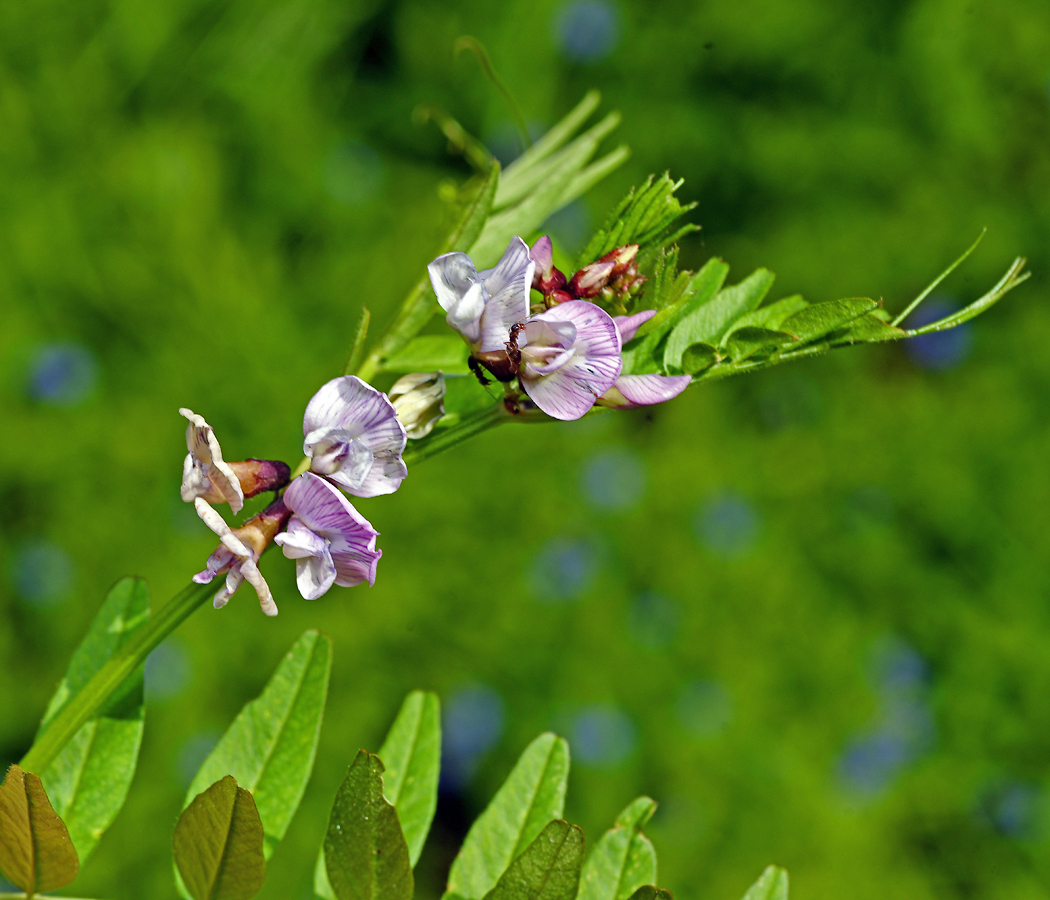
20,581,215,775
403,402,510,466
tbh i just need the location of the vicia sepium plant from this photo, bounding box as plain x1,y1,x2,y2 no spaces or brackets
3,89,1029,900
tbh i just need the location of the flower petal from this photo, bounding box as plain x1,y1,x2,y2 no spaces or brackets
600,373,692,408
304,427,375,489
477,237,534,353
274,517,329,559
179,408,244,512
613,310,657,344
332,545,382,588
303,376,407,458
193,498,276,614
529,235,553,278
429,253,486,345
294,552,338,601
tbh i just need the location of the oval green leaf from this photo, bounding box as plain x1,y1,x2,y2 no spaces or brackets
779,298,877,344
482,820,584,900
741,865,788,900
445,732,570,900
377,691,441,867
36,577,150,862
174,775,265,900
578,797,657,900
185,630,332,859
324,750,413,900
0,765,79,895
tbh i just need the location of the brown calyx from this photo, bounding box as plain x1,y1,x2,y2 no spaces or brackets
229,459,292,498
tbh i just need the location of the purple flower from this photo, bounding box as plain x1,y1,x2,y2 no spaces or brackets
518,300,622,420
275,473,382,600
428,237,534,353
303,376,407,497
597,310,691,408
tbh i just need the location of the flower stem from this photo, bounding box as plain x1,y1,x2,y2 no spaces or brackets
20,580,215,775
403,402,509,466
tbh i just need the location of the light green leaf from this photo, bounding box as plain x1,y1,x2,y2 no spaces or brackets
725,295,808,335
741,866,788,900
324,751,413,900
445,733,571,900
377,691,441,867
482,820,584,900
724,328,797,362
0,765,79,896
381,335,471,375
559,146,631,211
664,268,774,370
445,162,501,255
626,888,672,900
681,343,720,375
37,577,150,862
903,257,1029,336
779,298,878,344
173,776,265,900
344,307,371,376
578,797,657,900
184,631,331,860
832,313,905,344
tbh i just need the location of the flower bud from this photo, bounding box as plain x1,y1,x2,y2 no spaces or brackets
568,260,616,298
389,372,447,439
529,235,568,296
227,459,291,498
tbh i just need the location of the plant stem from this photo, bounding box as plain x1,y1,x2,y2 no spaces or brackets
403,402,510,466
20,580,215,775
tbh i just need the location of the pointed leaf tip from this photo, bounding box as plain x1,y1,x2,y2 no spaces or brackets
741,866,788,900
482,820,584,900
0,765,80,896
174,775,266,900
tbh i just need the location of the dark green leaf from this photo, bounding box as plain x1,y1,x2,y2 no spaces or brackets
832,313,905,344
173,776,265,900
664,268,774,370
381,335,471,375
0,765,79,895
324,751,413,900
779,298,878,344
482,820,584,900
740,866,788,900
627,888,673,900
377,691,441,867
446,733,570,900
185,631,331,860
724,328,797,361
681,343,720,375
578,797,657,900
37,576,150,862
725,295,808,335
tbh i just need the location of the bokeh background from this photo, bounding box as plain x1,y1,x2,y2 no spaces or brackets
3,0,1050,897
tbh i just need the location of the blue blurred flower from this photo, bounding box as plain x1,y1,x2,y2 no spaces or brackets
979,781,1046,840
28,343,97,406
695,493,758,558
530,537,596,602
582,448,646,511
10,540,73,607
146,639,191,701
628,591,678,648
839,731,910,795
571,704,636,767
442,684,505,789
904,296,972,370
325,141,385,206
553,0,620,63
676,679,732,738
871,637,929,695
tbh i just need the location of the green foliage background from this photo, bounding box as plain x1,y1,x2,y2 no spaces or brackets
2,0,1050,898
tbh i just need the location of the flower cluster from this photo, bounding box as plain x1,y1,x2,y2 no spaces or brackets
180,373,443,615
428,235,690,421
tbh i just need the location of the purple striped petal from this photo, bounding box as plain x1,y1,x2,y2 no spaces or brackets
600,373,692,408
477,237,533,353
613,310,657,344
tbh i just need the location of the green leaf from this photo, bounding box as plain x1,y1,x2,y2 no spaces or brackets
445,733,570,900
724,328,797,362
482,820,584,900
740,866,788,900
779,298,878,344
680,343,720,375
173,775,266,900
37,576,150,862
559,146,631,211
324,751,413,900
578,797,657,900
377,691,441,867
381,335,471,375
664,268,774,370
344,307,371,376
832,313,905,344
185,631,332,860
725,295,808,335
903,257,1029,336
622,257,728,375
0,765,79,895
626,888,673,900
471,113,620,267
444,162,501,255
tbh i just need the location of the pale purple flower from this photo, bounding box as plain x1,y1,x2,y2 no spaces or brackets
180,409,244,513
598,310,691,408
193,498,286,616
275,473,381,600
518,300,623,420
303,376,407,497
428,237,535,353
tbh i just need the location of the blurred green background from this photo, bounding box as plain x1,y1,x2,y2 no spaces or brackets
2,0,1050,897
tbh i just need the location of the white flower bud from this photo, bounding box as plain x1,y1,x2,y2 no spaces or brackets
389,372,446,439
